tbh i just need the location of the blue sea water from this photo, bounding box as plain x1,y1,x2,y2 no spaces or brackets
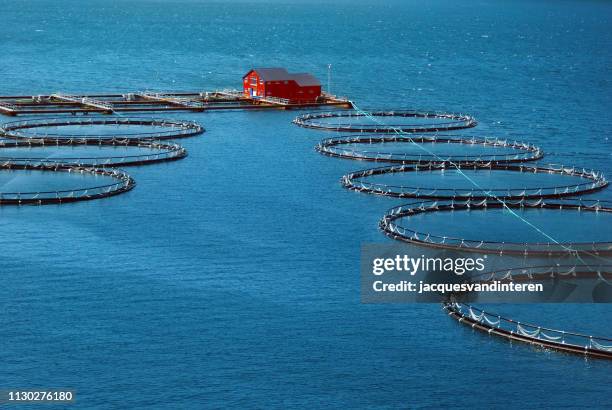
1,0,611,408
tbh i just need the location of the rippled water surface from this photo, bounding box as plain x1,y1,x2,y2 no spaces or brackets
1,0,611,408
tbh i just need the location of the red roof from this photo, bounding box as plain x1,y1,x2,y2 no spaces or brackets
244,68,321,87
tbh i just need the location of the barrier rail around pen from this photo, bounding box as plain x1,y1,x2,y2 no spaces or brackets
0,116,203,205
0,117,204,141
341,163,608,200
294,110,477,133
0,162,135,205
0,138,187,167
379,199,612,255
315,134,543,164
443,302,612,360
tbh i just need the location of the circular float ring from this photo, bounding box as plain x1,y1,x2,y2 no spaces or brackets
342,163,608,200
0,116,200,205
0,117,204,141
294,110,477,133
444,303,612,359
379,199,612,255
316,135,543,164
471,264,612,284
0,162,135,205
0,139,187,167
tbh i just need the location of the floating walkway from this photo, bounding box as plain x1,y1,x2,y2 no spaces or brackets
444,303,612,360
50,94,115,114
0,91,353,116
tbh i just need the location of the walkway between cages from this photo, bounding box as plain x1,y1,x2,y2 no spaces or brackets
0,117,204,205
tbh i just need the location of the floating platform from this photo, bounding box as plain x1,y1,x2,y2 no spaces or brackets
0,90,353,116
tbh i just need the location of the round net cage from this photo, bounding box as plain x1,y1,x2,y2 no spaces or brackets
316,135,543,164
0,163,135,205
444,302,612,359
0,139,186,167
471,264,612,284
0,116,204,205
342,163,608,200
293,110,477,133
0,117,204,141
379,199,612,255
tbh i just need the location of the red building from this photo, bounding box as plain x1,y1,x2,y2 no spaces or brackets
243,68,322,104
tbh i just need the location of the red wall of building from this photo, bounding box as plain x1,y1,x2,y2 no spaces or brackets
263,81,320,103
243,71,265,98
243,70,322,103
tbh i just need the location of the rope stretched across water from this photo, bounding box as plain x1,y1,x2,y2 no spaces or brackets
316,134,544,164
348,103,577,253
379,198,612,255
294,106,611,359
341,162,608,200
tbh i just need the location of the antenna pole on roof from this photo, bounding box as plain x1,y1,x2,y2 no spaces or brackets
327,64,332,96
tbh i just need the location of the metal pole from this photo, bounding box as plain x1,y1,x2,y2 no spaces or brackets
327,64,332,95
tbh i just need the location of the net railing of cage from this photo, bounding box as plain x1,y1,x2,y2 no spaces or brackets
341,163,608,200
0,116,203,205
443,302,612,359
379,199,612,255
316,135,543,164
294,110,477,133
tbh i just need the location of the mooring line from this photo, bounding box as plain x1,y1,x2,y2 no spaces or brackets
349,103,591,256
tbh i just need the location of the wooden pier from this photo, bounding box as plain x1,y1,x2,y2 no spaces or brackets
0,90,353,116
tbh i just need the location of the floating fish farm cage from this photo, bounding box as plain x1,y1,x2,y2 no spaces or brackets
0,116,204,204
0,117,204,141
0,163,134,205
316,135,543,164
0,139,187,168
470,264,612,284
379,198,612,255
295,106,612,359
444,303,612,359
294,110,477,133
341,163,608,200
0,91,608,358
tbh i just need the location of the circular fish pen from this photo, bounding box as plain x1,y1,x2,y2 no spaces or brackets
295,106,612,360
379,199,612,255
316,135,543,164
0,116,204,205
471,264,612,284
0,162,134,205
0,139,186,167
293,110,477,133
0,117,204,141
341,163,608,200
444,303,612,359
